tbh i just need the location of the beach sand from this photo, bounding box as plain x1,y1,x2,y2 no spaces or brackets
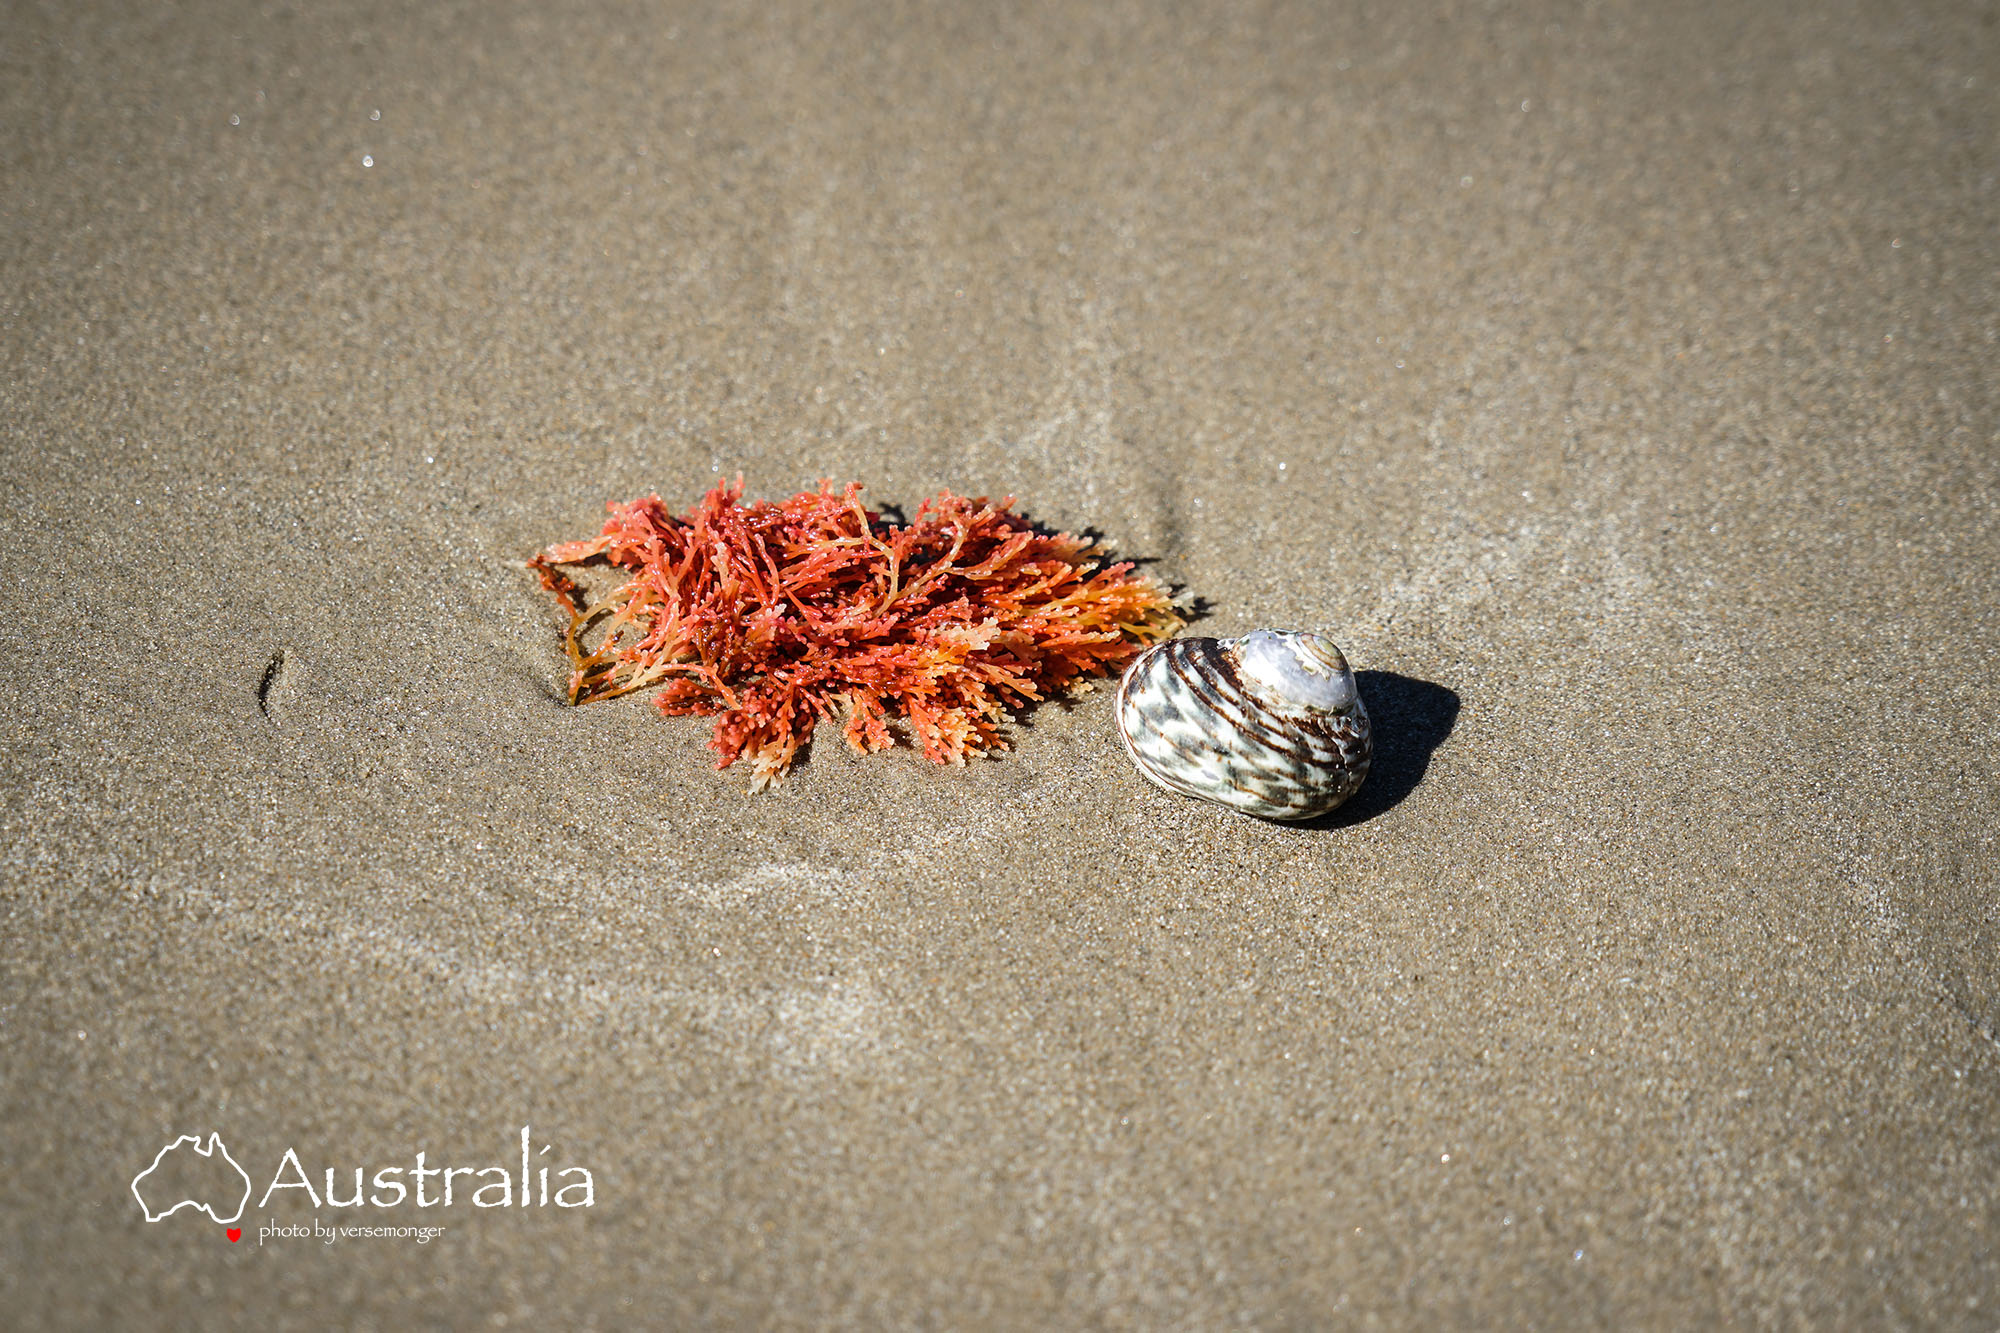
3,0,1996,1324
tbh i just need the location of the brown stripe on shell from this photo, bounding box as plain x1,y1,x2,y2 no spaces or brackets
1166,643,1343,778
1161,642,1304,765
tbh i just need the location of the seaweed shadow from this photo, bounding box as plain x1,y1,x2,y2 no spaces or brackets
1304,670,1460,828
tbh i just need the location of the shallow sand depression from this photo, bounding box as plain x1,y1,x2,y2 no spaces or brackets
3,0,1997,1325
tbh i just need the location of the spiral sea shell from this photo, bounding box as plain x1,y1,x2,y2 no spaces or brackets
1114,629,1371,820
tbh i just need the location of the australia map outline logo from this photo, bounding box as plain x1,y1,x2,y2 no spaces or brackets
131,1132,252,1227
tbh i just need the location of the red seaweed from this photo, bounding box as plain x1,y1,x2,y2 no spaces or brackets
530,479,1184,789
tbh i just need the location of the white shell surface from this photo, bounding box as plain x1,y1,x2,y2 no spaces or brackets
1114,630,1371,820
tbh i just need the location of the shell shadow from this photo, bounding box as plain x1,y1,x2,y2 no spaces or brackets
1300,670,1460,829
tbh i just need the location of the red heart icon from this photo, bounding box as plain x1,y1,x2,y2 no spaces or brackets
226,1228,242,1243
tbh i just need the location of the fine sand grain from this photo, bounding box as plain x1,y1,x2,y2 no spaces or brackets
4,0,1996,1325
